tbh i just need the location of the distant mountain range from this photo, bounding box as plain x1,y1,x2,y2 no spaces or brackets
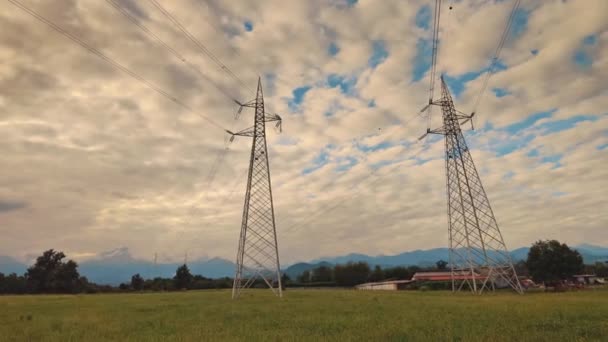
284,244,608,278
2,244,607,284
0,248,236,285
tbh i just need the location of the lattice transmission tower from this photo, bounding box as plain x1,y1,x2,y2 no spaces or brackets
420,76,523,294
227,78,283,299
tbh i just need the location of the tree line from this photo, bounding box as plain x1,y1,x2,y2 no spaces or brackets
0,249,232,294
292,260,449,287
1,240,606,294
292,240,608,287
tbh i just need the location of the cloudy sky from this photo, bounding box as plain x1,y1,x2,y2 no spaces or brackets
1,0,606,264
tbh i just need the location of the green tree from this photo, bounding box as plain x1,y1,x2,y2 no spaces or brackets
174,264,193,289
334,262,370,286
383,266,413,280
514,260,529,276
584,262,608,278
297,270,311,283
312,266,333,282
0,272,27,294
526,240,583,284
369,265,384,282
436,260,448,270
25,249,82,293
131,273,144,291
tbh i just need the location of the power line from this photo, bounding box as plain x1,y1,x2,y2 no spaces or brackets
147,0,255,94
8,0,226,131
428,0,443,103
104,0,238,102
192,1,294,91
469,0,522,116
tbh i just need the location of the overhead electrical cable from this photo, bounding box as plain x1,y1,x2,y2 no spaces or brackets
147,0,255,94
428,0,443,103
8,0,227,131
104,0,239,102
469,0,522,116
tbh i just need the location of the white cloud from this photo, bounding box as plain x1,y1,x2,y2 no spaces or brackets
0,0,606,265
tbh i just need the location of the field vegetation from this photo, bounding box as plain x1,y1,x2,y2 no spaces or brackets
1,289,607,341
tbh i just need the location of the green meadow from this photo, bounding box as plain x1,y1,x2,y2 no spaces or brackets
1,289,607,341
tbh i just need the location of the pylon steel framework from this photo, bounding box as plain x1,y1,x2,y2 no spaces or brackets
421,76,523,294
227,78,283,299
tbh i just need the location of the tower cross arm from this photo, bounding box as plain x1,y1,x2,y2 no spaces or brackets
233,99,257,119
234,99,257,109
264,113,282,132
419,126,447,140
226,127,255,139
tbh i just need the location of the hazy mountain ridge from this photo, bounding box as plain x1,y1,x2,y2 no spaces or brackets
2,245,607,284
285,244,608,278
311,245,608,266
0,255,27,275
0,248,236,285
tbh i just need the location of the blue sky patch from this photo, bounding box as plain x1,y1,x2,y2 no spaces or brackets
244,21,253,32
328,42,340,56
370,159,398,170
346,0,358,6
288,85,311,110
541,154,563,168
491,58,508,73
302,150,330,175
357,140,393,153
415,5,432,30
528,149,562,168
327,74,356,94
583,34,597,45
335,156,358,172
597,143,608,150
504,110,554,134
503,170,515,180
537,114,599,134
573,34,596,68
412,38,432,82
527,148,539,157
510,8,529,38
442,70,484,97
368,40,388,68
441,59,507,97
494,134,535,156
574,50,592,68
492,87,510,98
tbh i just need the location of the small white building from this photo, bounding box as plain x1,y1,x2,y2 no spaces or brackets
573,274,605,285
355,280,415,291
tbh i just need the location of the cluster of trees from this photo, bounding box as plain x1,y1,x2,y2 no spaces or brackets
0,250,90,294
294,240,607,288
1,240,606,294
120,265,233,291
294,260,449,287
525,240,607,284
0,250,232,295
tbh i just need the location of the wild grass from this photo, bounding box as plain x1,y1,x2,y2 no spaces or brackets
1,288,607,341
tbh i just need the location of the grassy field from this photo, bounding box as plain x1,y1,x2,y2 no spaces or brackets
1,289,607,341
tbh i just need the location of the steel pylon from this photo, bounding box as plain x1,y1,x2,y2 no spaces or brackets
228,78,283,299
421,76,523,294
